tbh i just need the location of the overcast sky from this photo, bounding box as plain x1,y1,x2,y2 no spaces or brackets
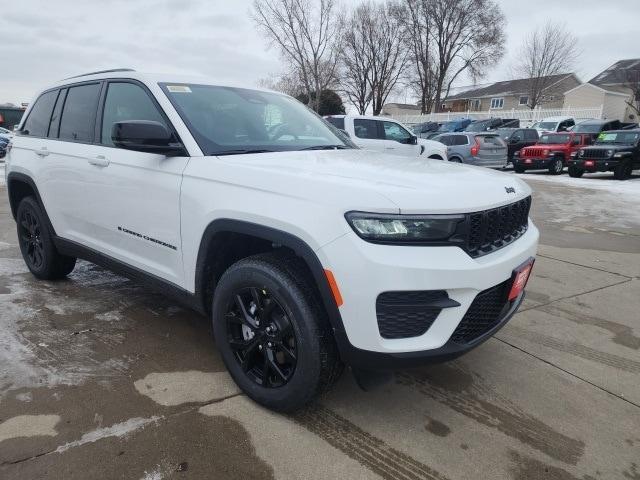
1,0,638,105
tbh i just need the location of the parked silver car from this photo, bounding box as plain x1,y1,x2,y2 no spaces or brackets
433,132,508,168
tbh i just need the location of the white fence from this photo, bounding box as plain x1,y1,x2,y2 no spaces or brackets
392,106,604,127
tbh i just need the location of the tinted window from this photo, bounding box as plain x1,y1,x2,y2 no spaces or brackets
59,83,101,142
101,83,166,147
382,121,411,143
434,135,452,146
476,135,505,146
22,90,58,137
525,129,538,141
452,135,468,145
353,119,380,139
325,117,345,130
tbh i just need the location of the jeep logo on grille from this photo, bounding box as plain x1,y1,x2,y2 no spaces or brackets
505,187,516,194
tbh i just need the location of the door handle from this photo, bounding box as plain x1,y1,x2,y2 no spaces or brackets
35,147,50,157
88,155,110,167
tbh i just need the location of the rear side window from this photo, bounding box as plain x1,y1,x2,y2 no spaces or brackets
59,83,101,142
435,135,452,146
101,82,167,147
452,135,468,145
325,117,345,130
22,90,59,137
353,119,380,139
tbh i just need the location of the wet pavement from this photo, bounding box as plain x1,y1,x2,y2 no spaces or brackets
1,173,639,479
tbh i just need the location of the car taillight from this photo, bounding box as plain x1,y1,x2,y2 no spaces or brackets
471,138,480,156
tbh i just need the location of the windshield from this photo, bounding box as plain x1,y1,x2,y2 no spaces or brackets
539,134,571,144
161,83,353,155
595,132,639,145
572,123,601,133
532,122,557,131
437,121,457,132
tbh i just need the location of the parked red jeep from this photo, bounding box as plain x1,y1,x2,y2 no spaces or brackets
513,133,593,175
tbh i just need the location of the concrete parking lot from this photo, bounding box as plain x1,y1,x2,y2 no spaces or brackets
1,168,639,480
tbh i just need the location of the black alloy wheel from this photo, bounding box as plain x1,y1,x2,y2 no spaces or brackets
19,209,45,270
225,286,297,388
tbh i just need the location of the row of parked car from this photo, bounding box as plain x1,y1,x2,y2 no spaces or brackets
322,114,640,180
0,127,13,160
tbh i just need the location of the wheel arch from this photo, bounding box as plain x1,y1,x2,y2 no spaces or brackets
194,219,349,354
6,172,57,235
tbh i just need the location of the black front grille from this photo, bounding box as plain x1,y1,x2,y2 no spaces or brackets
466,196,531,258
376,291,448,339
581,149,608,159
450,279,511,344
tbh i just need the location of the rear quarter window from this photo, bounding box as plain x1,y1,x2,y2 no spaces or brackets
21,90,59,137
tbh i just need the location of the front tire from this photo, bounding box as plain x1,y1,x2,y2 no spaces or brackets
514,165,525,174
16,197,76,280
614,161,632,180
212,252,342,412
548,156,564,175
568,166,584,178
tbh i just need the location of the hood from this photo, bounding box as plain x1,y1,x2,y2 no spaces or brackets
211,149,531,214
582,144,632,151
418,137,447,152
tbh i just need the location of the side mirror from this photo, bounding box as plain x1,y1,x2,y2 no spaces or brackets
511,136,521,144
112,120,184,155
407,135,418,145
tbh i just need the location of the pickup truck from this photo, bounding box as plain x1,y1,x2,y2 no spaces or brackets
513,133,592,174
324,115,447,159
568,129,640,179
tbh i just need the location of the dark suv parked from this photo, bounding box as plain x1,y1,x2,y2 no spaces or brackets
571,119,638,140
569,130,640,179
496,128,539,161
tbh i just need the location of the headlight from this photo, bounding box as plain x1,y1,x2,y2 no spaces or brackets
579,150,585,157
606,149,614,157
345,212,464,244
543,149,549,156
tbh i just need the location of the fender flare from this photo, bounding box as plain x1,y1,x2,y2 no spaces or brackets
194,219,352,357
6,172,57,235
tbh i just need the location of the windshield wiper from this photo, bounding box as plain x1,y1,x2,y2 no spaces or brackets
214,149,275,156
300,145,350,150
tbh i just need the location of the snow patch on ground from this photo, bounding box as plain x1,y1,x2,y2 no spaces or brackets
0,258,136,395
0,164,5,186
55,416,161,453
134,371,239,406
520,173,640,230
0,414,60,442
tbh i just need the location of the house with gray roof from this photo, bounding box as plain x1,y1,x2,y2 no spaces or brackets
563,59,640,121
441,73,580,113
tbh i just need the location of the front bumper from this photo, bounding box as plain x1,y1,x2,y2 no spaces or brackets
570,158,619,172
514,157,553,169
317,223,539,368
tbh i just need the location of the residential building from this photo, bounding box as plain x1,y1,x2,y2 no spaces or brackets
563,59,640,121
442,73,580,113
379,103,421,117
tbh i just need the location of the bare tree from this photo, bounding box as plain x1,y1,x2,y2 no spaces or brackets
430,0,505,112
257,70,304,96
362,2,409,115
394,0,437,114
338,7,372,115
252,0,342,112
514,22,579,109
615,67,640,119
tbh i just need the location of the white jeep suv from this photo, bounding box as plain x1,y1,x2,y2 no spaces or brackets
5,69,538,411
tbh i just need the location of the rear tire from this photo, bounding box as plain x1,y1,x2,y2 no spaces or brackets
548,156,564,175
16,197,76,280
614,161,632,180
211,251,343,412
449,157,462,163
568,166,584,178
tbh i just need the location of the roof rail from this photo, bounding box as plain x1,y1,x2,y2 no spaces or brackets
62,68,135,80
